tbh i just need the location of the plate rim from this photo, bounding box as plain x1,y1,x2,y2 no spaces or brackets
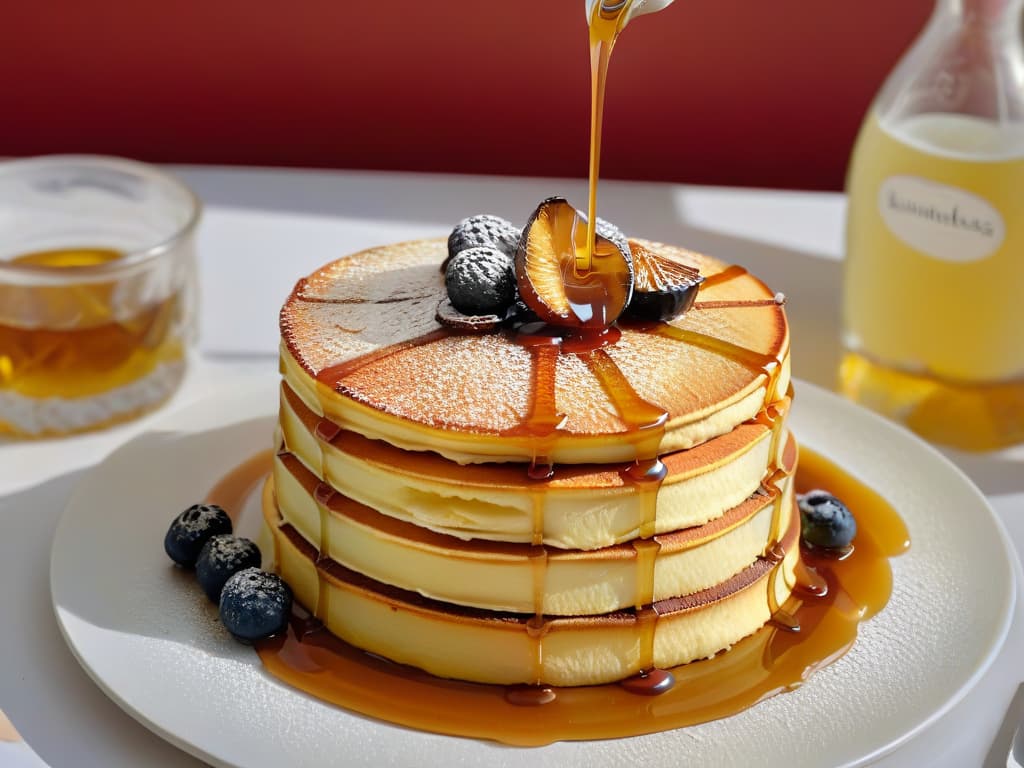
793,381,1019,766
50,375,1018,768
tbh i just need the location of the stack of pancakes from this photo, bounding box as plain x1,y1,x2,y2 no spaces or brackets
264,238,795,687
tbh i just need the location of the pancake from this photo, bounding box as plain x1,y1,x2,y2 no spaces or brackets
263,477,801,687
266,232,800,689
280,239,790,465
279,380,791,549
271,435,796,615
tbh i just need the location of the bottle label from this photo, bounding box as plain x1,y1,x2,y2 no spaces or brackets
878,175,1005,262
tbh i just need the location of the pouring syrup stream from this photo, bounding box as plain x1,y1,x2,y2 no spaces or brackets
579,0,633,275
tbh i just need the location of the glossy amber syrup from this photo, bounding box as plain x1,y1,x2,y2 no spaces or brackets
580,0,631,273
206,446,908,746
206,449,276,512
503,314,671,669
519,201,633,329
0,247,183,408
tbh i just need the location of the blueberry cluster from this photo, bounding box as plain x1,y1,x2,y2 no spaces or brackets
797,490,857,550
165,504,292,642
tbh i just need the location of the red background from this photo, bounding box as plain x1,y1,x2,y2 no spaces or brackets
1,1,932,190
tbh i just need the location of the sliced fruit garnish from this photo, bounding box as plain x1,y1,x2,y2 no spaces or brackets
623,242,704,322
514,197,633,329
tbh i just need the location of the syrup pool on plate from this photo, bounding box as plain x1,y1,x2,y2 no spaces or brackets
205,447,910,746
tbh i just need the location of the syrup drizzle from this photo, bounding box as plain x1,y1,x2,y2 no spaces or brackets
699,264,748,289
649,323,785,403
510,325,674,677
314,328,452,390
693,294,786,311
314,482,334,620
580,347,667,541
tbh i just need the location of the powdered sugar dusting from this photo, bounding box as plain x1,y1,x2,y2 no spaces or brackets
175,505,228,534
220,568,292,629
281,240,446,375
280,238,789,439
203,535,260,567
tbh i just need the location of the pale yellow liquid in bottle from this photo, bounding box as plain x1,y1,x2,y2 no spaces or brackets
842,112,1024,450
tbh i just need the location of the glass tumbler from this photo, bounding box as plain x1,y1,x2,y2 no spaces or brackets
0,155,200,437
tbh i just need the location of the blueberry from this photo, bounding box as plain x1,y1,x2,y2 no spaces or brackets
196,535,262,602
219,568,293,643
164,504,232,567
445,246,516,316
798,490,857,549
447,214,520,263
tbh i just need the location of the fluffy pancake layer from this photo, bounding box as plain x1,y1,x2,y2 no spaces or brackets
280,239,790,465
272,435,796,615
264,477,800,687
279,381,790,550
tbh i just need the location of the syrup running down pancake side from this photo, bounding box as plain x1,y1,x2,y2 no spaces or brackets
205,448,909,746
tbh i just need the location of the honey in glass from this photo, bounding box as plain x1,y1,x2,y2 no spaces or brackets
0,157,200,437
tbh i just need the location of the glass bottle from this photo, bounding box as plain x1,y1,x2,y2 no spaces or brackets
840,0,1024,451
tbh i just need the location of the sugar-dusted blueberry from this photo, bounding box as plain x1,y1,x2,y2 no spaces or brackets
798,490,857,550
196,535,262,602
164,503,232,567
445,246,516,317
219,568,293,643
447,214,521,264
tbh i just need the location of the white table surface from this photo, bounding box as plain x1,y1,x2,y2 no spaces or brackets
0,166,1021,767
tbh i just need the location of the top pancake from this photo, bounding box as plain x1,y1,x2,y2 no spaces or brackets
280,238,789,464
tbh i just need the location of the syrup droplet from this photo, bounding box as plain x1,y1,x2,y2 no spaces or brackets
528,461,555,481
620,668,676,696
770,611,801,633
314,418,342,443
794,561,829,598
505,686,558,706
314,482,337,506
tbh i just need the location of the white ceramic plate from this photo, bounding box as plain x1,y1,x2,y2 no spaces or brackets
52,377,1015,768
